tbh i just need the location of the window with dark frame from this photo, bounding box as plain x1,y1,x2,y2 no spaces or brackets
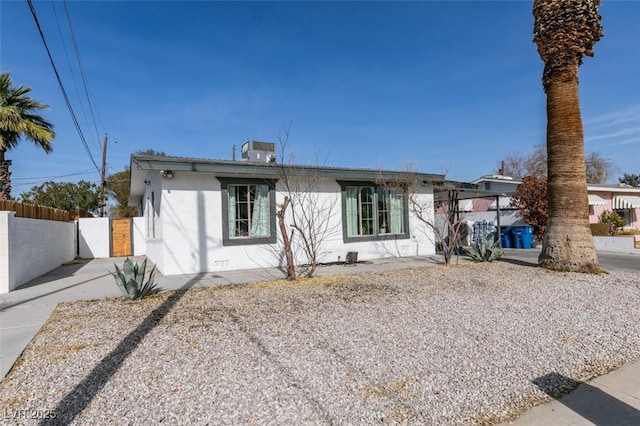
614,208,631,228
219,178,276,247
228,183,270,238
344,185,406,238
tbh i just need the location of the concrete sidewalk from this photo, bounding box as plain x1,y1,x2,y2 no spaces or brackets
1,254,639,425
504,361,640,425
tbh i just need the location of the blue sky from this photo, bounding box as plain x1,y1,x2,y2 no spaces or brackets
2,1,639,195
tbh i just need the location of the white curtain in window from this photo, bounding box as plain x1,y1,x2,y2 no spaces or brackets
229,187,236,237
390,190,404,234
250,185,270,237
346,187,359,236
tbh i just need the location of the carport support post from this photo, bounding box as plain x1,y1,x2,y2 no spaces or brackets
496,195,502,248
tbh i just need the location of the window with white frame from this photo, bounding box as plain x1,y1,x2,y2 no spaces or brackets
343,184,407,240
220,178,276,246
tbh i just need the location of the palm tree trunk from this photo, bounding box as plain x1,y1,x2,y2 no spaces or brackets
0,148,11,200
538,66,599,271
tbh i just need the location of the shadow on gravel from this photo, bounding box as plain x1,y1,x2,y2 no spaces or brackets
498,258,539,268
224,307,336,424
533,372,640,425
40,274,206,426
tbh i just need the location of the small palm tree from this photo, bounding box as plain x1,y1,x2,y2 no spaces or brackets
0,72,55,200
533,0,602,272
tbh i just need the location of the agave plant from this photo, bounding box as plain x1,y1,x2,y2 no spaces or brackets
469,232,503,262
112,257,159,299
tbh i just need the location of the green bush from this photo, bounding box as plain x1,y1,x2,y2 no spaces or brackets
590,223,612,236
469,232,503,262
112,257,159,300
599,210,626,233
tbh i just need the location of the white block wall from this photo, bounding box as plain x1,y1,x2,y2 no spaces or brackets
0,212,11,292
0,211,75,294
132,217,146,256
78,217,110,258
594,236,640,254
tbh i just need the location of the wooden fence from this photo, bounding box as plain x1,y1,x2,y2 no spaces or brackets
0,200,70,222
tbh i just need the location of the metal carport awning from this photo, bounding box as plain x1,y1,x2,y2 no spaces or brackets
588,194,607,206
489,196,515,210
613,195,640,209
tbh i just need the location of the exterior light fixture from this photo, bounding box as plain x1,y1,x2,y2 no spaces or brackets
161,170,174,179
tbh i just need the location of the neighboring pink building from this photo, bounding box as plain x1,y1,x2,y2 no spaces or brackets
470,175,640,230
587,185,640,230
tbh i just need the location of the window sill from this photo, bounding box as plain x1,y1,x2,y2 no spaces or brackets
222,235,277,246
343,233,410,244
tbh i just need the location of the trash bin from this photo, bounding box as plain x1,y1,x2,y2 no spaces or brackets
521,226,533,249
513,226,524,249
346,251,358,264
500,227,512,248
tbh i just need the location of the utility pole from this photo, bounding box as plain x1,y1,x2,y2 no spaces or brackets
100,133,108,217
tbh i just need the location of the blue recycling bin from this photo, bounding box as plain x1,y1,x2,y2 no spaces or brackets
513,227,524,249
500,227,513,248
511,226,534,249
521,226,534,249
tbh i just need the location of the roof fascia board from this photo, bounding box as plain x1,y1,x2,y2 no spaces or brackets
131,156,444,184
587,185,640,193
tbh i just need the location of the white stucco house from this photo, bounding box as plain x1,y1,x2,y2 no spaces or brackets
128,145,445,276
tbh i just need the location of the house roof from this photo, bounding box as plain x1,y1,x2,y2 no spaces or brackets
587,183,640,194
472,175,640,194
129,154,450,200
471,175,522,185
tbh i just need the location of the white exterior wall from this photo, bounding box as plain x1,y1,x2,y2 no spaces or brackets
142,175,163,268
0,211,75,293
132,217,146,256
475,179,520,194
78,217,110,258
461,210,527,227
140,171,437,276
0,212,10,291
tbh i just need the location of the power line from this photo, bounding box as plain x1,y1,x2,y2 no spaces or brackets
12,168,97,181
13,177,102,190
49,1,99,154
26,0,101,174
62,0,103,150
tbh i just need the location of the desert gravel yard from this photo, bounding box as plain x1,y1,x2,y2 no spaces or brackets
1,262,640,425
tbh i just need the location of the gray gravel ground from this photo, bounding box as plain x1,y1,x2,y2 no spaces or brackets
1,262,639,425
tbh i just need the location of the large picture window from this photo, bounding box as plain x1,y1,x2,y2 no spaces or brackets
219,178,276,246
342,183,408,241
